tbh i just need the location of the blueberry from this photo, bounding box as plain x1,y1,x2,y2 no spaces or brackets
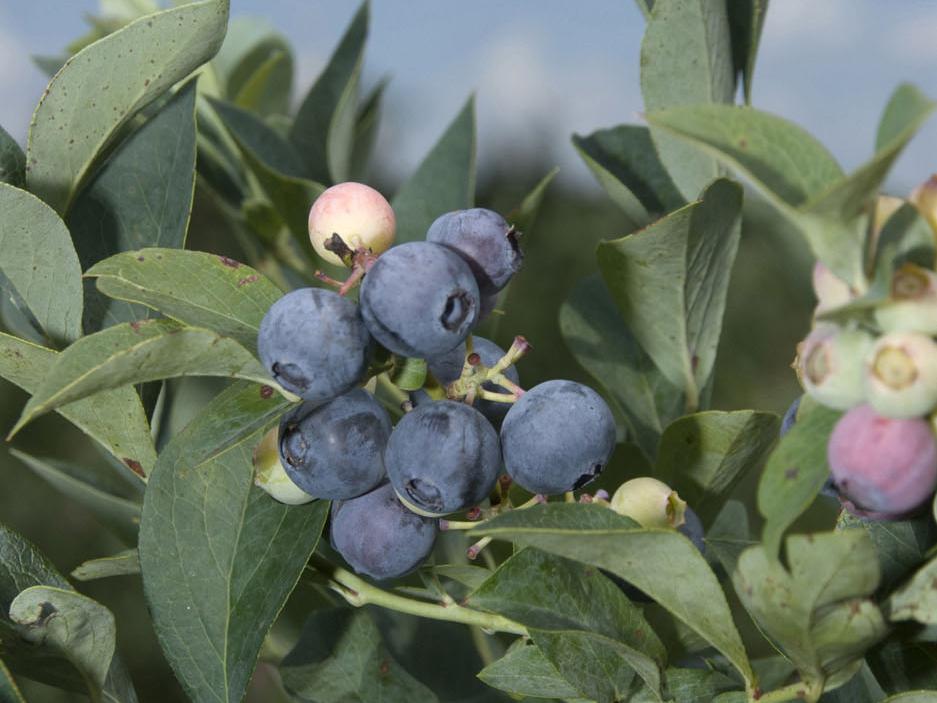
478,292,499,322
610,477,686,529
797,325,872,411
501,380,615,495
679,506,705,553
359,242,479,358
426,208,522,296
253,427,316,505
385,400,501,516
828,403,937,518
278,389,391,500
864,331,937,419
308,182,396,267
427,336,519,425
330,481,437,580
258,288,372,403
779,396,801,438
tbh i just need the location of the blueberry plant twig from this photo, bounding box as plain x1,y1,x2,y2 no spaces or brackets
447,336,531,404
307,555,528,636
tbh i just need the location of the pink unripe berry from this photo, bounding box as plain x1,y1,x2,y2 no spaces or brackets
828,404,937,517
812,262,855,315
864,331,937,419
308,182,396,267
874,263,937,335
911,174,937,235
797,325,872,410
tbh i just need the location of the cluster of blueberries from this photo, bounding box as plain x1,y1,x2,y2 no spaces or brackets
253,183,619,579
790,234,937,520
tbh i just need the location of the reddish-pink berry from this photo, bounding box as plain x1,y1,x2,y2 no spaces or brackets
827,404,937,517
308,182,395,266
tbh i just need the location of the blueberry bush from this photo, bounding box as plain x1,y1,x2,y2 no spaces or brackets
1,1,937,702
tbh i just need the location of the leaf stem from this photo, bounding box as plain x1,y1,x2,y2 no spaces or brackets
308,555,528,636
751,680,813,703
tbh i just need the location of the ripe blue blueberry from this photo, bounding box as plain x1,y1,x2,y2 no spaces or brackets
501,380,615,495
426,208,522,295
258,288,372,403
330,481,437,580
427,336,520,425
385,400,501,517
359,242,479,358
278,389,391,500
679,506,705,553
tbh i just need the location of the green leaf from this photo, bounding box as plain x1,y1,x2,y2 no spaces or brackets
0,184,84,346
350,79,388,181
597,178,743,407
26,0,230,214
837,510,937,595
393,97,476,244
0,332,155,478
646,104,844,209
508,167,560,235
804,84,935,222
9,450,140,545
71,550,140,582
210,97,325,242
67,79,199,333
86,248,281,351
705,500,755,574
572,125,683,224
478,642,581,699
0,125,25,188
0,525,136,701
625,667,740,702
429,564,492,590
881,694,937,702
213,18,293,117
139,381,323,703
733,530,885,684
9,586,116,699
10,319,277,437
470,503,753,686
656,410,779,527
640,0,735,199
0,659,25,703
290,2,367,183
868,638,937,694
727,0,769,103
560,275,683,461
389,356,427,392
758,396,841,558
890,555,937,626
280,608,438,702
470,549,665,701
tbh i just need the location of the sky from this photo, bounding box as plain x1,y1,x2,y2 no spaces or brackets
0,1,936,193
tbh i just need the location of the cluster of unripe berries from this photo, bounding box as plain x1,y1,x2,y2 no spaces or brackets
793,179,937,520
252,182,619,579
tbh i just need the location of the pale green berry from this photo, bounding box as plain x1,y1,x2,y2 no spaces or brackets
865,331,937,419
874,263,937,335
610,477,686,529
253,427,316,505
797,325,873,410
308,182,396,267
812,262,854,315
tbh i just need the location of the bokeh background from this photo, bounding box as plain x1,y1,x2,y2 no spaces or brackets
0,1,935,700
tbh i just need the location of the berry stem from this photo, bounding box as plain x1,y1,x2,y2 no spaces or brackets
749,680,816,703
308,555,528,636
467,536,493,560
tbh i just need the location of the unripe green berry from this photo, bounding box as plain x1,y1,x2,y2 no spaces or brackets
253,427,316,505
610,477,686,529
864,331,937,419
874,263,937,335
812,262,854,315
797,325,873,410
308,182,396,267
